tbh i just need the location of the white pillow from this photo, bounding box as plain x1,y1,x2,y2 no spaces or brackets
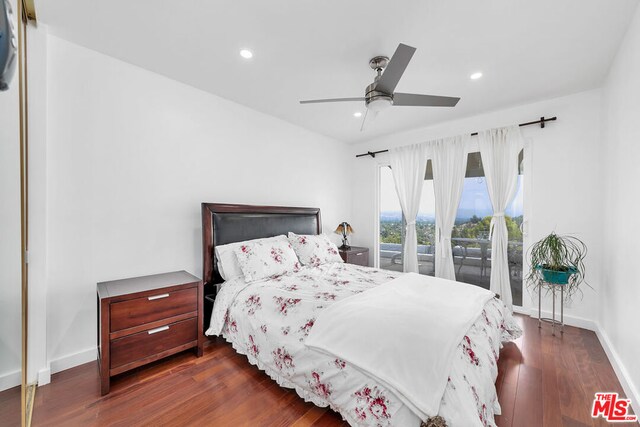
215,235,287,281
234,239,301,282
287,232,344,267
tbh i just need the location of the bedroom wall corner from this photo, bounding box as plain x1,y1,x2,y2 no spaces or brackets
43,35,353,371
600,2,640,410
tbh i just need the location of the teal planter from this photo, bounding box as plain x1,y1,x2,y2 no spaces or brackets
536,265,577,285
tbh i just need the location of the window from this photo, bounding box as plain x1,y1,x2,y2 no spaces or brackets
379,165,436,276
378,151,524,306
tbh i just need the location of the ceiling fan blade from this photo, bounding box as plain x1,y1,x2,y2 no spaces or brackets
375,43,416,94
299,97,365,104
393,93,460,107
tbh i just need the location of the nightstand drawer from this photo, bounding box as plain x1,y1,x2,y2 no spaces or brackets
347,250,368,266
110,317,197,370
339,247,369,266
110,287,197,332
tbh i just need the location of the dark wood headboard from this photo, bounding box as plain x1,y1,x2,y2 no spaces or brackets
201,203,322,289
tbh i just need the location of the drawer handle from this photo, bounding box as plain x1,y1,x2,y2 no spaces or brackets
148,293,170,301
356,253,363,256
147,326,169,335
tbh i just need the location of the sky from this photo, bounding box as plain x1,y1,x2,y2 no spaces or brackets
380,165,524,219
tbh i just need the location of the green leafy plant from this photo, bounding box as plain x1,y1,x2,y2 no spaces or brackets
526,233,590,300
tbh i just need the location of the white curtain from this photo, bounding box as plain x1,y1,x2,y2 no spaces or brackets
479,126,523,311
389,143,429,273
430,135,470,280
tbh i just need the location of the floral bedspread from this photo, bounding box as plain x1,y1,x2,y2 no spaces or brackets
206,263,521,427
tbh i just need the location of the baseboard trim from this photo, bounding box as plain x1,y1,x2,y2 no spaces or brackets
527,308,597,331
0,369,21,392
50,346,97,375
37,365,51,386
595,325,640,413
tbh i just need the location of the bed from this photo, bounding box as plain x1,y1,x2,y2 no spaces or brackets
201,203,521,427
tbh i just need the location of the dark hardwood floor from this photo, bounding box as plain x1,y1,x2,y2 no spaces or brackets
0,385,20,427
6,314,627,426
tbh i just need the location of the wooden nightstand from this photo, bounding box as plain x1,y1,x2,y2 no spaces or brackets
339,246,369,266
97,271,203,395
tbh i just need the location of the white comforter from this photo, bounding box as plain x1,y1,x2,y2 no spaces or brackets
206,263,521,426
305,272,495,421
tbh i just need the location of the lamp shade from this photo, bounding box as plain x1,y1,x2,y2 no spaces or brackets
334,222,354,235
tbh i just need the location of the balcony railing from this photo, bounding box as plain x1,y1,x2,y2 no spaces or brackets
379,240,523,306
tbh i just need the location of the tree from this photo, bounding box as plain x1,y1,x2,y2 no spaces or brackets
381,214,522,246
451,215,522,243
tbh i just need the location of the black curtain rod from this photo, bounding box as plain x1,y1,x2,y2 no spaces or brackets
355,116,557,158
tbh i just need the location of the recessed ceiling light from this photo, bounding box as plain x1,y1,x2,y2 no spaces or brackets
239,49,253,59
470,72,483,80
354,112,362,118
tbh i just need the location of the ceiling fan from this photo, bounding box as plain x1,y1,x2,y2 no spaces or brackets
299,43,460,130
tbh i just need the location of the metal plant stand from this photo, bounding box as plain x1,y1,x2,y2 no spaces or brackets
538,281,564,336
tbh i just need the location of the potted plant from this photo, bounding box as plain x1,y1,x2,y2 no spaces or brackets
526,232,589,300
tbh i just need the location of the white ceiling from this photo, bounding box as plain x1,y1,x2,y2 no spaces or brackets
37,0,639,143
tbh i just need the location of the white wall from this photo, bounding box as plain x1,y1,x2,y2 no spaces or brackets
349,89,604,325
0,0,22,391
601,4,640,409
44,36,352,368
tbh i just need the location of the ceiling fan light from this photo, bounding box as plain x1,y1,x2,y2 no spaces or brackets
367,97,393,113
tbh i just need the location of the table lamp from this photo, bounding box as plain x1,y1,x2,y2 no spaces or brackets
334,222,354,250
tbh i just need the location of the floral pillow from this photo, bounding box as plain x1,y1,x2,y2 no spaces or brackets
233,239,301,283
215,235,287,281
287,232,344,267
